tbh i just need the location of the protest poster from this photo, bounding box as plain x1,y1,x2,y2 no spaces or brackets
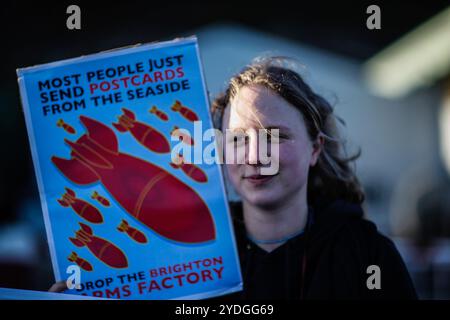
17,36,242,299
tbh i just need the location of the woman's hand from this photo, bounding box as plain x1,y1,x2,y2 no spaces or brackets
48,281,68,293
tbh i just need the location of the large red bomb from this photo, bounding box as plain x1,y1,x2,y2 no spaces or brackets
52,115,215,244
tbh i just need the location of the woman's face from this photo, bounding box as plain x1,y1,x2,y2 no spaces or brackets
222,84,321,208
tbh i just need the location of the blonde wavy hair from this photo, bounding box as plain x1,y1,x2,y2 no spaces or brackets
211,56,365,205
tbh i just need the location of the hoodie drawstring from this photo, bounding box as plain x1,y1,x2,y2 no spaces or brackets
300,206,314,300
243,241,253,299
285,240,291,299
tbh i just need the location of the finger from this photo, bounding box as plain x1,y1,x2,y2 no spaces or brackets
48,280,68,293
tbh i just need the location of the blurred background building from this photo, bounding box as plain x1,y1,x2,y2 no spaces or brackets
0,1,449,298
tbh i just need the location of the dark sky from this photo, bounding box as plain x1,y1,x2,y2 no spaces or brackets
2,1,449,70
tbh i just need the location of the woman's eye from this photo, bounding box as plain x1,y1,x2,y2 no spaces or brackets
265,130,286,143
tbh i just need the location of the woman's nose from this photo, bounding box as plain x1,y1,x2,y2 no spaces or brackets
245,130,260,165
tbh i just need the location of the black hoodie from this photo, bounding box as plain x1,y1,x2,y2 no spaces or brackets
207,199,417,300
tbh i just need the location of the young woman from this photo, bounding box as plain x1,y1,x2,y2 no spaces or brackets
207,56,417,300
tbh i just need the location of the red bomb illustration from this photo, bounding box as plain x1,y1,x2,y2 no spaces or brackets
171,126,194,146
68,251,93,272
91,191,110,207
113,108,170,154
170,153,208,183
117,219,148,244
171,100,199,122
57,187,103,224
70,223,128,269
52,115,215,244
149,105,169,121
57,119,76,134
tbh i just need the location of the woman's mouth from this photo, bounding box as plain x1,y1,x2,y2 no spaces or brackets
243,173,277,186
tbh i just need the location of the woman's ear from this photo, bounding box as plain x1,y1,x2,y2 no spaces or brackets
310,134,324,167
